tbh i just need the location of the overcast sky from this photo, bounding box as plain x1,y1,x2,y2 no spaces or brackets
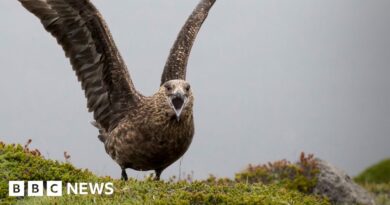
0,0,389,180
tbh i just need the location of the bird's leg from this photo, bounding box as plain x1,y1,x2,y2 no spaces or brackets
154,169,163,181
121,169,128,181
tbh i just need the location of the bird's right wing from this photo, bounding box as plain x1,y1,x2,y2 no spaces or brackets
18,0,142,131
161,0,216,85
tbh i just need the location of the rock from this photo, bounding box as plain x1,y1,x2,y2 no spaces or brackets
313,158,376,205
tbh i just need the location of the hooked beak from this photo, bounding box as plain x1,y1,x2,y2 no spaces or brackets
168,92,188,121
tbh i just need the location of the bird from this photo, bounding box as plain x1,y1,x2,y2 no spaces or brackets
18,0,216,180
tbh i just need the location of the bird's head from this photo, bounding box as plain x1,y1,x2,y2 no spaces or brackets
160,79,193,121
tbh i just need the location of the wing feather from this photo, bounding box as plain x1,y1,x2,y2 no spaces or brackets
18,0,141,131
161,0,216,85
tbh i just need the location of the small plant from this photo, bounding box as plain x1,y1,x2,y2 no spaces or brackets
63,151,71,162
235,152,319,193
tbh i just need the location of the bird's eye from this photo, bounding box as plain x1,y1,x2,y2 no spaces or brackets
165,85,172,91
185,85,191,91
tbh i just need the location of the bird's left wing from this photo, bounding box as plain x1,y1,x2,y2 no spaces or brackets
18,0,142,131
160,0,216,85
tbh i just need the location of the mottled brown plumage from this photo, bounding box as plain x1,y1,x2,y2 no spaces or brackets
18,0,216,180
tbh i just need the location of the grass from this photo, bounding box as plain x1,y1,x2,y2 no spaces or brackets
1,140,331,204
355,159,390,184
354,158,390,205
235,153,318,194
18,181,330,205
361,183,390,205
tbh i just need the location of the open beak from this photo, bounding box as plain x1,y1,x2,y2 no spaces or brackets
168,92,188,121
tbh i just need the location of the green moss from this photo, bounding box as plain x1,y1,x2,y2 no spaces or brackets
0,141,109,204
0,141,329,205
355,159,390,184
235,153,319,194
355,159,390,205
360,183,390,205
19,181,329,205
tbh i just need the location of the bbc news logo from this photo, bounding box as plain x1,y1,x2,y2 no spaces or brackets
9,181,114,196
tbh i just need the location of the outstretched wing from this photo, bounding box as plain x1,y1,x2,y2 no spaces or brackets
18,0,141,131
161,0,216,85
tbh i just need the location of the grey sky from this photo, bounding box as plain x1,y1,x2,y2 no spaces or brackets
0,0,389,180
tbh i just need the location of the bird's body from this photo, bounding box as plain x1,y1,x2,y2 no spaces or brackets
18,0,216,180
103,85,195,177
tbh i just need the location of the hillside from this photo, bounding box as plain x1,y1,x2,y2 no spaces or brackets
355,159,390,205
355,159,390,184
0,140,330,204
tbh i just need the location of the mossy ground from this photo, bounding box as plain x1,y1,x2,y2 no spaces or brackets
19,181,329,205
1,140,330,204
235,153,318,194
355,159,390,184
354,159,390,205
361,183,390,205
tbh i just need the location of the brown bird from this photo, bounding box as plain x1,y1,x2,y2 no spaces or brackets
18,0,216,180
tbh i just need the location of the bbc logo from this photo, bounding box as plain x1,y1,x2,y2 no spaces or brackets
9,181,62,197
9,181,114,196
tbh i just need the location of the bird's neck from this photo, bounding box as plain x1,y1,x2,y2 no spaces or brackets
134,93,193,132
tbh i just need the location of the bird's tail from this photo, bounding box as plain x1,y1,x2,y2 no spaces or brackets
91,121,107,143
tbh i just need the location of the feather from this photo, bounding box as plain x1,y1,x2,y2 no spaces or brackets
161,0,216,85
18,0,141,131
